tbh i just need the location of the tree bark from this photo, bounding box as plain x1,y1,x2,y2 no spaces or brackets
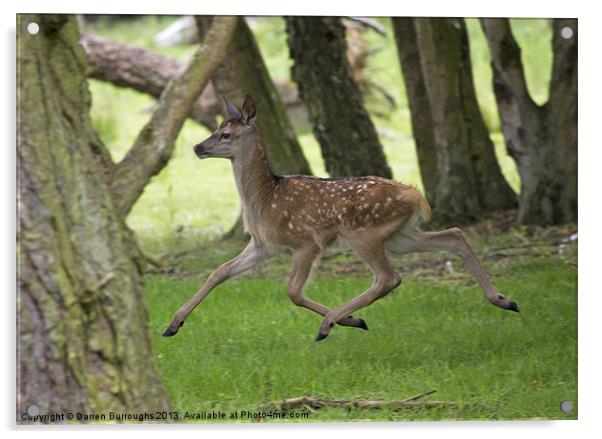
285,16,392,179
392,18,438,203
82,33,221,131
109,16,238,218
17,14,170,420
481,18,577,225
393,18,517,223
195,16,312,176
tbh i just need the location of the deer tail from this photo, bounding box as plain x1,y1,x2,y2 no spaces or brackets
417,194,432,222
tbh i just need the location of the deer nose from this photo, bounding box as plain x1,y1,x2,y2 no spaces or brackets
193,142,205,156
194,142,210,159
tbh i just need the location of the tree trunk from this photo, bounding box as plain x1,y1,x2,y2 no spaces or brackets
109,16,238,218
481,18,577,225
391,18,437,204
285,16,392,179
17,14,170,420
82,33,221,131
195,16,312,176
393,18,517,223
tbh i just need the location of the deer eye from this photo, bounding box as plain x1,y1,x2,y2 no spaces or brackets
221,132,231,140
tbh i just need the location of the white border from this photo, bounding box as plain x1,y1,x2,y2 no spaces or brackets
4,0,584,17
4,1,600,438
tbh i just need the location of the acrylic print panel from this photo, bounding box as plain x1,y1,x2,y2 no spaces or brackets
16,13,577,424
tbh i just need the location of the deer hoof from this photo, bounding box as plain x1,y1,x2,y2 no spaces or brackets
358,318,369,331
162,327,178,337
162,321,184,337
508,300,520,313
315,331,329,342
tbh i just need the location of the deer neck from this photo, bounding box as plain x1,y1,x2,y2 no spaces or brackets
231,131,276,217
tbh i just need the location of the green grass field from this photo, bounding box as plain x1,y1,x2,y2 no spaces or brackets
145,232,577,422
86,16,577,422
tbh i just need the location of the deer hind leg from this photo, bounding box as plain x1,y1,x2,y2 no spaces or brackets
162,239,269,337
288,244,368,330
386,228,519,312
315,241,401,341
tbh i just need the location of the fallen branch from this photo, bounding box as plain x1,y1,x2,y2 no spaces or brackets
82,33,220,131
486,232,578,258
487,242,564,258
260,389,463,411
347,17,388,36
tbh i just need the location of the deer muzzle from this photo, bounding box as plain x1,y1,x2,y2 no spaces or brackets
193,142,210,159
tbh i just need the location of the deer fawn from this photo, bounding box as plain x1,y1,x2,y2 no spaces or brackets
163,95,519,341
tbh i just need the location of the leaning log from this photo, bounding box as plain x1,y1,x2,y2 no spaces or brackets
82,33,221,131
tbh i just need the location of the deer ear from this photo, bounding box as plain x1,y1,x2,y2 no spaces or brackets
223,96,241,119
241,95,256,125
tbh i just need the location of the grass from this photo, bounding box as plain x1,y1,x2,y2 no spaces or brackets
85,16,576,422
145,235,577,422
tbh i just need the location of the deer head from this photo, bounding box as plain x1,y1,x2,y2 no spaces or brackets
193,95,257,160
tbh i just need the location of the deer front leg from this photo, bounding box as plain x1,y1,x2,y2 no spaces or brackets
162,240,269,337
315,243,400,341
288,245,368,330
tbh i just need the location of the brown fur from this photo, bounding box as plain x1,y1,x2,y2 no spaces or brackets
252,172,429,252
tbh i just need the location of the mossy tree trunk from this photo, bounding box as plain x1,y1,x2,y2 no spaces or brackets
393,18,517,224
285,16,392,179
481,18,577,225
196,16,313,240
17,14,170,420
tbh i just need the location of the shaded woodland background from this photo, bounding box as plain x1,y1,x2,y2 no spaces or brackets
17,15,577,421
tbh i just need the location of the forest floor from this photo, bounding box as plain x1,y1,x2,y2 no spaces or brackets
143,214,577,422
